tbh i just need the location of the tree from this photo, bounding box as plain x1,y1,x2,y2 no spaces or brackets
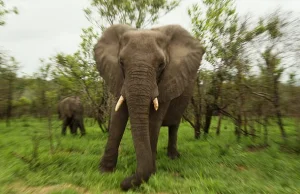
0,0,18,26
0,56,19,126
183,70,212,139
187,0,267,139
248,11,300,141
51,27,110,132
0,1,18,121
84,0,180,29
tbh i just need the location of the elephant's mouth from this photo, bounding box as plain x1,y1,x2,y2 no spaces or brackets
114,95,159,112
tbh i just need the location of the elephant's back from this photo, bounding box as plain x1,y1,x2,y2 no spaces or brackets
58,96,82,118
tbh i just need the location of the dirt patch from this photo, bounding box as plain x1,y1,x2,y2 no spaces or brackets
7,182,90,194
246,144,269,152
236,165,247,171
172,172,185,179
101,190,123,194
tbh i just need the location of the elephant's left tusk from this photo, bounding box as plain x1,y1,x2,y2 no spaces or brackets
153,98,159,111
115,95,125,112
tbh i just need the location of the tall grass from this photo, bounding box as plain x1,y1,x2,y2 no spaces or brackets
0,116,299,193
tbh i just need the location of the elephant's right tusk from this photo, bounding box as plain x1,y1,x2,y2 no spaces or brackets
153,98,159,111
115,96,125,112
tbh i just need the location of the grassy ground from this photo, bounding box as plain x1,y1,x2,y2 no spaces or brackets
0,117,300,194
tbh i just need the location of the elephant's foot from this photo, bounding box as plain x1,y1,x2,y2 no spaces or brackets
99,164,115,173
99,160,116,173
99,166,115,173
167,149,180,159
120,174,150,191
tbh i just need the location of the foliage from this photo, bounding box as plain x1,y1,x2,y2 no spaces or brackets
84,0,180,29
0,55,19,79
187,0,265,137
0,0,18,26
29,62,58,117
186,0,300,140
0,56,19,124
52,55,110,132
50,27,111,132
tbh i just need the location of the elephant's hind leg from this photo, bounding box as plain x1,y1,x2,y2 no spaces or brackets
79,117,86,136
70,119,78,135
167,124,180,159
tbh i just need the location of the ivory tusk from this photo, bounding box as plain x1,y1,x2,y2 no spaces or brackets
153,98,159,111
115,96,125,112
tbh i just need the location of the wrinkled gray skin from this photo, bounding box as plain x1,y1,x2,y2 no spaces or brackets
58,96,86,136
94,24,204,190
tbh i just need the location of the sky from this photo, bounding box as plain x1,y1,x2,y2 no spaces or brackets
1,0,300,76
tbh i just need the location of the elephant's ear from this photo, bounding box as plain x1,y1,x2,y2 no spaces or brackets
94,24,134,97
152,25,205,102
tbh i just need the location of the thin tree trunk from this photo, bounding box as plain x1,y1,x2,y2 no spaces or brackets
204,105,213,134
296,117,300,151
273,78,286,140
250,118,256,141
216,113,222,135
192,76,202,139
275,107,286,137
263,117,269,146
243,113,248,136
194,122,201,139
47,106,54,154
6,78,12,127
182,113,199,139
193,96,201,139
235,114,242,142
257,116,262,134
97,117,106,133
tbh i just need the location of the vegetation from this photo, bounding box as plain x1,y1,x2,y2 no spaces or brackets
185,0,300,141
0,0,18,26
1,0,300,193
1,118,300,194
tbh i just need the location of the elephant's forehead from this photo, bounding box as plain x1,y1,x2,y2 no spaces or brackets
124,30,165,44
126,30,163,38
122,30,166,54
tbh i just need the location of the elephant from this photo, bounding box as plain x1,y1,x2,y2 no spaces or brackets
94,24,204,190
58,96,86,136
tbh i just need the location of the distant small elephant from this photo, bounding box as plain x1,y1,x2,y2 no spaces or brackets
58,96,86,136
94,24,204,190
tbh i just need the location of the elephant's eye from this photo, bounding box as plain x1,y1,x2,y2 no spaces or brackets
119,59,124,68
158,62,165,70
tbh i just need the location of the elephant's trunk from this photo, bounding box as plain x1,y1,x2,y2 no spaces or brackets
121,66,156,189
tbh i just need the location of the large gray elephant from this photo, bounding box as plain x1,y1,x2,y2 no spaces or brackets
94,24,204,190
58,96,86,136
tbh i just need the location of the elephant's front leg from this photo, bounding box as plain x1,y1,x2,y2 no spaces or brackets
61,118,68,135
99,101,128,172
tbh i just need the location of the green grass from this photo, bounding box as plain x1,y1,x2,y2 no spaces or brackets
0,116,300,193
